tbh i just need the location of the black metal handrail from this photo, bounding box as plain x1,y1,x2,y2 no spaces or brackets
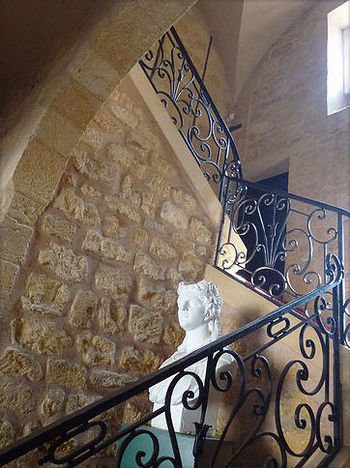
216,176,350,349
226,178,350,218
139,26,350,350
0,254,343,467
139,26,242,202
1,23,348,468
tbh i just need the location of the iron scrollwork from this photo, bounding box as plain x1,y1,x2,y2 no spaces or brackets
139,27,241,201
0,278,342,467
217,179,343,303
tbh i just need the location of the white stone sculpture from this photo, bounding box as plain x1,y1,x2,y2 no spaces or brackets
149,280,234,436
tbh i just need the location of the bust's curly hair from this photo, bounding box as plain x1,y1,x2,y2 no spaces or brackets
177,280,223,340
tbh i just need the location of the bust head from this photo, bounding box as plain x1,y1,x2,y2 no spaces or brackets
177,280,222,340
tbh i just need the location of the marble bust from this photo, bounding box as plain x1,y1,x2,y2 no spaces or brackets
149,280,234,436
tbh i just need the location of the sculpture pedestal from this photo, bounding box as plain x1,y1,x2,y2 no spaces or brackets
119,424,232,467
151,389,219,437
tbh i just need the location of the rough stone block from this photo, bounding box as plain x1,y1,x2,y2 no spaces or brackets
7,191,44,227
105,195,141,224
69,289,98,329
11,317,72,355
0,378,35,414
36,106,81,158
0,215,33,265
74,150,118,186
133,160,148,180
119,346,163,374
47,358,87,388
80,124,103,151
77,332,116,367
166,268,184,289
22,272,70,316
133,251,165,280
119,175,142,210
130,228,149,249
128,304,163,344
150,237,177,261
172,232,195,252
89,369,136,390
141,191,159,217
81,184,101,199
196,245,207,257
0,418,15,448
101,238,131,263
97,297,125,336
103,215,127,239
94,110,125,136
178,252,204,282
0,347,43,381
0,259,18,298
95,264,133,299
107,143,133,169
189,217,212,245
52,78,102,129
39,242,88,282
41,388,65,418
42,213,77,242
147,174,171,200
163,323,185,348
65,391,99,415
22,419,42,438
54,188,100,225
137,277,176,314
160,201,188,230
110,100,140,129
82,228,102,256
172,188,197,215
110,89,134,111
13,138,66,205
86,229,132,264
144,217,165,233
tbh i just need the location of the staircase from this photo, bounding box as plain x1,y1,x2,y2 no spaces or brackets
1,26,349,468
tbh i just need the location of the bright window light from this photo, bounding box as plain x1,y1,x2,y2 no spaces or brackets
343,26,350,95
327,1,350,115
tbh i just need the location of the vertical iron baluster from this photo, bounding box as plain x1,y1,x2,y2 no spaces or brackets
337,212,345,345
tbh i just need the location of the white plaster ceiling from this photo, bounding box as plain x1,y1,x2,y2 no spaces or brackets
235,0,315,101
200,0,316,105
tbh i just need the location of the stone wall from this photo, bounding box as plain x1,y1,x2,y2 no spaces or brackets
1,0,197,213
0,75,216,461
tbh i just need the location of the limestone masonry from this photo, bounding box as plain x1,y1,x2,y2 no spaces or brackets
0,77,216,459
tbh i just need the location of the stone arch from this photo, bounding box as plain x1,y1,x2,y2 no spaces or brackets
0,0,196,301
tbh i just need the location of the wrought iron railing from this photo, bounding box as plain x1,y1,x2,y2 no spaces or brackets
139,27,242,202
138,27,350,351
216,176,350,349
0,254,343,467
1,24,348,468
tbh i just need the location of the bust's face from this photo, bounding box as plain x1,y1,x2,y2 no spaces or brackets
177,288,206,331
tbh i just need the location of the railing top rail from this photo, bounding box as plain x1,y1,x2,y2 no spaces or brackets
229,176,350,218
0,267,341,466
169,26,242,177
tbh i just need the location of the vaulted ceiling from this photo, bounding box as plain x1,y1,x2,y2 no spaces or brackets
199,0,314,104
1,0,315,125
